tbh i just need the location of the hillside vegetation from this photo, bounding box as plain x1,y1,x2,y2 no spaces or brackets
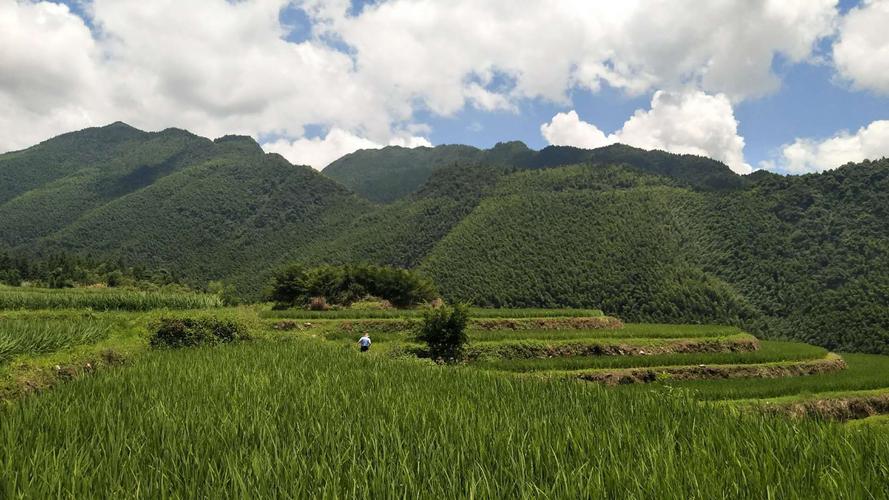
0,124,370,295
323,140,745,203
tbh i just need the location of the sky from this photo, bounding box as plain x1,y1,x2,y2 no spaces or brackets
2,0,889,175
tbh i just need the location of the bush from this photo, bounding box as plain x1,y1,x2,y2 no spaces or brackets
267,263,437,309
149,318,250,349
309,296,329,311
416,304,470,361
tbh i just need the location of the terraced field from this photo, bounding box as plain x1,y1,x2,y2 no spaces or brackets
2,304,889,496
299,312,889,421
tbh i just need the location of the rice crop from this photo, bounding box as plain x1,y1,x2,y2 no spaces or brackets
469,323,745,341
474,341,828,372
0,319,110,363
630,353,889,400
1,339,887,498
0,287,223,311
261,307,605,320
318,322,736,344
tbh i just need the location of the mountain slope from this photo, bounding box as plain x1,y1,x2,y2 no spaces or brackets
323,141,746,203
0,124,371,294
0,126,219,248
416,161,889,353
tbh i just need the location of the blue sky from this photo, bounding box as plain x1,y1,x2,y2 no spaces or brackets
5,0,889,174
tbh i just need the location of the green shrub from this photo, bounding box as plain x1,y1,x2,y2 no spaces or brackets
149,318,250,349
416,304,469,361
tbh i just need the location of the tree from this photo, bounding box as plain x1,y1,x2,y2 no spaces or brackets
416,304,469,361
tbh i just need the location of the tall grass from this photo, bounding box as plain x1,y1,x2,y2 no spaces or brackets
319,322,738,344
475,341,828,372
0,319,110,363
632,353,889,400
0,287,223,311
1,339,887,497
469,323,745,341
261,307,605,320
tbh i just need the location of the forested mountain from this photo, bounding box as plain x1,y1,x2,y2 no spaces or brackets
322,141,745,203
0,123,370,293
2,124,887,353
322,141,533,203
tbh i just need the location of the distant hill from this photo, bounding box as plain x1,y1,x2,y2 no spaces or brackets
2,124,887,354
322,141,534,203
322,141,746,203
0,123,370,294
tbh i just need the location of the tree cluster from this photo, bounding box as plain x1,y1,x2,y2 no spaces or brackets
267,263,438,309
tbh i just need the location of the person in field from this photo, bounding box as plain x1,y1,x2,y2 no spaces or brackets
358,333,371,352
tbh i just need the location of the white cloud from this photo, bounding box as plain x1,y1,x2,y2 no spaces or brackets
541,111,611,150
763,120,889,174
0,0,840,162
540,91,752,174
264,128,431,169
833,0,889,94
315,0,838,110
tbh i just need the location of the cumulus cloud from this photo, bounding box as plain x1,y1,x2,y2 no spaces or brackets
833,0,889,94
762,120,889,174
0,0,841,161
541,111,611,150
541,91,752,174
264,128,431,169
314,0,838,109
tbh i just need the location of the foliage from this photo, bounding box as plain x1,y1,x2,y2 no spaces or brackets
0,286,222,311
0,250,184,289
1,339,888,497
149,317,250,349
261,307,604,320
474,340,828,372
267,263,437,309
416,304,469,360
0,319,110,364
639,353,889,401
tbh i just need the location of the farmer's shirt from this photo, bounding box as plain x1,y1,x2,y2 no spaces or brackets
359,336,371,347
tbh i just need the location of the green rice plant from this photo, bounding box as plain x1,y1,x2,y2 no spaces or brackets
0,339,886,498
260,307,605,320
474,341,828,372
0,287,223,311
468,323,745,341
628,353,889,400
0,319,110,363
319,322,747,345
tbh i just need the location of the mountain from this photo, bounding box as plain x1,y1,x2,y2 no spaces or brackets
322,141,746,203
322,141,534,203
2,124,887,354
0,123,370,294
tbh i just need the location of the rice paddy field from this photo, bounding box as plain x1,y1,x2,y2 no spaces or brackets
2,297,889,497
0,285,223,311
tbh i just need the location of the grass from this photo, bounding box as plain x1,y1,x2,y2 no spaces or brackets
474,341,827,372
317,322,746,344
0,286,223,311
632,354,889,400
261,307,605,320
1,338,887,498
0,319,110,364
469,323,745,341
848,415,889,431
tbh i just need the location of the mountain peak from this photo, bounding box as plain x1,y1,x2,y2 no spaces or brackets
214,134,264,155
